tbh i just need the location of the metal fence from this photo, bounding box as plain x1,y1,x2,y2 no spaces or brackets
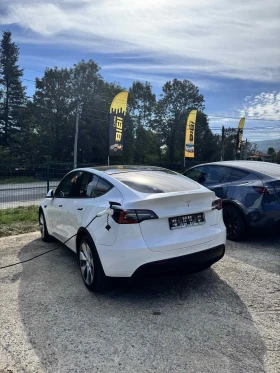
0,161,199,209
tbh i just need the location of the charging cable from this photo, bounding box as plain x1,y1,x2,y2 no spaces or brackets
0,207,115,270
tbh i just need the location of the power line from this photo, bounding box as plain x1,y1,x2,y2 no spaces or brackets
208,115,280,122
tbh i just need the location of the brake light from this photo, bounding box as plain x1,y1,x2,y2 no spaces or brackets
212,199,222,210
252,186,269,195
113,209,158,224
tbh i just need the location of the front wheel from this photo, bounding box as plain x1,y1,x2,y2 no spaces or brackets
223,205,246,241
39,211,52,242
78,235,109,292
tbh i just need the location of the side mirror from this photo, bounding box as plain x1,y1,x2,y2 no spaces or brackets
46,189,54,199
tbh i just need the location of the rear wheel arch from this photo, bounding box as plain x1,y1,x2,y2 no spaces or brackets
76,228,99,260
76,227,91,253
76,229,109,292
222,200,247,222
222,201,247,241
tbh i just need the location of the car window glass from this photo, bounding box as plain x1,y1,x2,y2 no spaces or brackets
112,171,200,193
230,169,249,182
203,166,231,184
84,173,99,197
94,178,112,197
55,171,83,198
184,167,205,183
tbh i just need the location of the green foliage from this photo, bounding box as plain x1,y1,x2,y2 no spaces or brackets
151,79,205,163
0,31,26,146
0,176,38,184
267,147,276,162
0,205,38,237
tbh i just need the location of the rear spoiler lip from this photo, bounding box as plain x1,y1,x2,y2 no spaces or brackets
142,187,214,201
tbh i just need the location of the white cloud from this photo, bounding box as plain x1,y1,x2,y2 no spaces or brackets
239,92,280,120
0,0,280,82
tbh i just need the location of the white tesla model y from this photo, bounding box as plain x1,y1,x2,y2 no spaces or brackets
39,166,226,291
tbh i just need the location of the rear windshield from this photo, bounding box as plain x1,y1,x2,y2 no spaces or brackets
112,171,200,193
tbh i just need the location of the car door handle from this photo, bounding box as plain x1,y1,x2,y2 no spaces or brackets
59,205,63,207
77,208,83,211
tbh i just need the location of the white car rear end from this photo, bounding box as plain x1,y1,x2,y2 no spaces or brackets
40,166,226,290
93,168,226,277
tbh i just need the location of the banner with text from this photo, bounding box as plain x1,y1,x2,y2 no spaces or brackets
236,118,245,159
109,91,128,156
184,110,197,158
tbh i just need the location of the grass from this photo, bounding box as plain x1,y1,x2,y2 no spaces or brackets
0,205,39,237
0,177,39,184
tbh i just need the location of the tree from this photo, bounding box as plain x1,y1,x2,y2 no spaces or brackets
193,112,220,162
72,61,123,163
128,81,156,163
241,141,258,160
33,67,74,162
0,31,26,147
151,79,205,163
267,147,276,162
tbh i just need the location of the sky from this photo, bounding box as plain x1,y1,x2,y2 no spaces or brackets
0,0,280,143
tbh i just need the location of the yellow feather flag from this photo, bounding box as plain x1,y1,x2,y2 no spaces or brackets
109,91,128,156
184,110,197,158
236,118,245,159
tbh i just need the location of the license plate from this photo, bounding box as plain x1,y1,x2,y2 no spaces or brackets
169,213,205,230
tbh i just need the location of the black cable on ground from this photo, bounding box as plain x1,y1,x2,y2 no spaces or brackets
0,214,100,270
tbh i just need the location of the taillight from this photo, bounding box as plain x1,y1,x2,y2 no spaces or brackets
212,198,222,210
113,209,158,224
252,186,269,195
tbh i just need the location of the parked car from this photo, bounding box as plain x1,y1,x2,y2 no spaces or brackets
183,161,280,241
39,166,226,291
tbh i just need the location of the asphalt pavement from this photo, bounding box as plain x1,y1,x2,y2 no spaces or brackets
0,232,279,373
0,181,59,208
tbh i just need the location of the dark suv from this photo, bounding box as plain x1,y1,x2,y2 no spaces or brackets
183,161,280,241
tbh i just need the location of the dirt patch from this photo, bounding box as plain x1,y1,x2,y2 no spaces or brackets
0,222,39,237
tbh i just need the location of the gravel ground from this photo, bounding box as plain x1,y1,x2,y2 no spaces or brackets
0,231,279,373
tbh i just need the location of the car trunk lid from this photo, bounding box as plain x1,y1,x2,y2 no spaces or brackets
124,189,223,252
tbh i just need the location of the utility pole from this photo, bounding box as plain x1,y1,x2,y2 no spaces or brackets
244,138,248,160
74,104,79,169
221,126,225,161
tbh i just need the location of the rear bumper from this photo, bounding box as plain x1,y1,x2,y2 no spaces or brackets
97,231,226,277
247,209,280,229
132,244,225,278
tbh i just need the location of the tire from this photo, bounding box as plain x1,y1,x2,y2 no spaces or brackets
78,235,109,292
39,210,52,242
223,205,246,241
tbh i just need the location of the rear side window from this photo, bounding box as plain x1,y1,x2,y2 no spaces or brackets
84,174,99,197
94,178,112,197
184,167,205,183
203,166,231,184
112,171,200,193
230,169,249,182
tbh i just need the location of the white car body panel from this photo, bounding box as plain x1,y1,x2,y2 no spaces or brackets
40,167,226,277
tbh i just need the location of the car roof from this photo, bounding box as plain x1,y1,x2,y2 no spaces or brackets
92,165,175,175
75,165,177,175
194,161,280,179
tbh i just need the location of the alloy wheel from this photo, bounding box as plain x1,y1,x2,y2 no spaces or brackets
223,206,244,241
39,213,45,239
79,242,95,285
